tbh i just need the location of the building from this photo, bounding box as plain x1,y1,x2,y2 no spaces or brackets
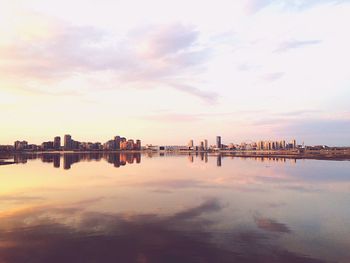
14,141,28,151
64,135,72,150
114,136,121,150
135,140,141,150
41,141,54,150
216,136,221,149
257,141,264,150
204,139,208,150
104,140,117,151
54,136,61,150
188,140,194,149
256,139,296,150
126,140,135,150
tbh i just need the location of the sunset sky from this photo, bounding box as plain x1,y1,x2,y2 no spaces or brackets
0,0,349,146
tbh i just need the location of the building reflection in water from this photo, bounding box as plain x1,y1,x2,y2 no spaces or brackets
63,153,141,170
185,153,297,167
5,153,142,170
5,152,299,169
217,155,222,167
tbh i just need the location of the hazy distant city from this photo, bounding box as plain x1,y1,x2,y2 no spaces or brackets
1,134,348,154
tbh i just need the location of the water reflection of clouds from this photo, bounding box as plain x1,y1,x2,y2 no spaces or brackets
0,198,329,263
254,215,291,233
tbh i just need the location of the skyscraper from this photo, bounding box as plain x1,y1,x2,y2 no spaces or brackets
54,136,61,150
204,139,208,150
114,136,121,150
216,136,221,149
136,140,141,150
64,135,72,150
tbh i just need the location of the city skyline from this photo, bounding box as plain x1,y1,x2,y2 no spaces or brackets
9,134,142,151
1,0,350,146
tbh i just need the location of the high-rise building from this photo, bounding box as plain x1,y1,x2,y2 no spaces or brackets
126,140,134,150
119,137,127,149
188,140,194,148
204,139,208,150
279,140,286,149
135,140,141,150
64,135,72,150
114,136,121,150
54,136,61,150
216,136,221,149
291,139,297,149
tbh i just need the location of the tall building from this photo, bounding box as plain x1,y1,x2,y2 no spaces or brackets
257,141,264,150
188,140,194,148
135,140,141,150
216,136,221,149
119,137,127,149
280,140,286,149
291,139,297,149
114,136,121,150
64,135,72,150
126,140,134,150
204,139,208,150
54,136,61,150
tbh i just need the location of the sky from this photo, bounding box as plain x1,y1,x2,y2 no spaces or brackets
0,0,349,146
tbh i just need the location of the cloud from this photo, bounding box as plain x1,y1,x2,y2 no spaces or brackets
274,117,350,146
171,198,222,221
0,18,214,102
280,185,322,193
169,83,219,103
0,195,45,203
131,24,199,58
245,0,272,13
261,72,285,82
0,199,329,263
144,113,201,122
254,216,291,233
275,40,322,52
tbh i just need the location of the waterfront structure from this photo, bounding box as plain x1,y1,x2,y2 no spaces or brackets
256,139,297,150
14,141,28,150
41,141,54,150
188,140,194,149
204,140,208,150
104,140,116,150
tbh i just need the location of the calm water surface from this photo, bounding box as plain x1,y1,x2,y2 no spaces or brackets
0,153,349,263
